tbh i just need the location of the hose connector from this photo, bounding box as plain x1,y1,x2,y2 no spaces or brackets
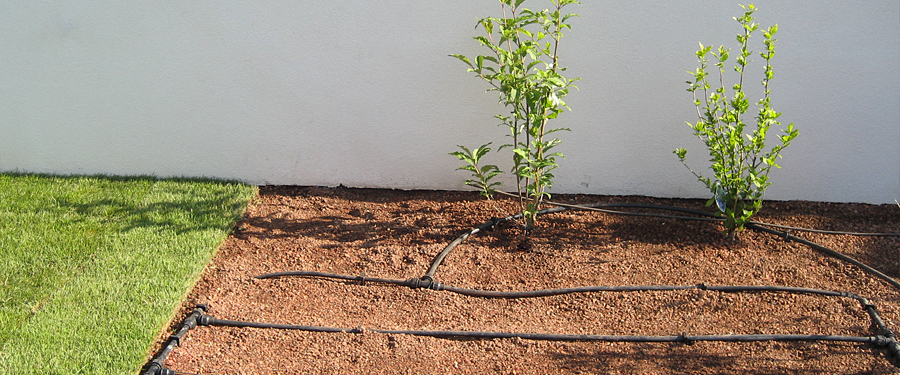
406,277,432,289
198,313,214,327
406,276,445,291
141,360,179,375
482,217,501,231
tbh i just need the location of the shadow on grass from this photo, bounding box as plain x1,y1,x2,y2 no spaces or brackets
43,174,254,235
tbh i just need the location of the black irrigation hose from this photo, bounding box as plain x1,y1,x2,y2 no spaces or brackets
256,270,697,298
255,271,867,306
746,222,900,290
423,212,522,280
142,308,900,374
423,200,900,291
547,200,900,236
545,201,723,222
144,199,900,373
141,306,208,375
422,202,721,281
256,271,864,302
254,271,900,363
749,221,900,237
201,312,892,345
143,279,900,373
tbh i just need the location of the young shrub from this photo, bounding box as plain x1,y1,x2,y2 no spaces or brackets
450,0,580,231
449,143,502,198
674,4,799,240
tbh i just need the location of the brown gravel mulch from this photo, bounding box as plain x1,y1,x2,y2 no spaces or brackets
159,186,900,374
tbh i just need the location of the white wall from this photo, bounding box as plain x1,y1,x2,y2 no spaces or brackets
1,1,897,203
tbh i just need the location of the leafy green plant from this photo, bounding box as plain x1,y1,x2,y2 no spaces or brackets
450,0,580,230
674,4,798,240
450,143,502,198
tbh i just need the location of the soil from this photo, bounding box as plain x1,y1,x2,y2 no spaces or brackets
160,186,900,374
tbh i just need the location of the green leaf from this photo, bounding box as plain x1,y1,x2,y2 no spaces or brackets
449,54,474,69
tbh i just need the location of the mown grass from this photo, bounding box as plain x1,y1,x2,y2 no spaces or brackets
0,174,256,374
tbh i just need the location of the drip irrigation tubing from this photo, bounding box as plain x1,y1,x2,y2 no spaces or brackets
254,270,896,343
143,198,900,373
203,314,892,346
142,306,208,375
422,200,900,291
745,222,900,290
493,190,900,237
540,199,900,237
423,211,522,280
253,274,900,363
422,201,722,281
143,276,900,375
256,271,869,302
749,221,900,237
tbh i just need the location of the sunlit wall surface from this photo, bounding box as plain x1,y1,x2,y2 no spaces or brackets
1,1,897,203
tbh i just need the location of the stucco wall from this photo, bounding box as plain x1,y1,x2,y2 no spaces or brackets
1,1,898,203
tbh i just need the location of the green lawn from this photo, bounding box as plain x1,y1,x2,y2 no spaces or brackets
0,174,256,374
